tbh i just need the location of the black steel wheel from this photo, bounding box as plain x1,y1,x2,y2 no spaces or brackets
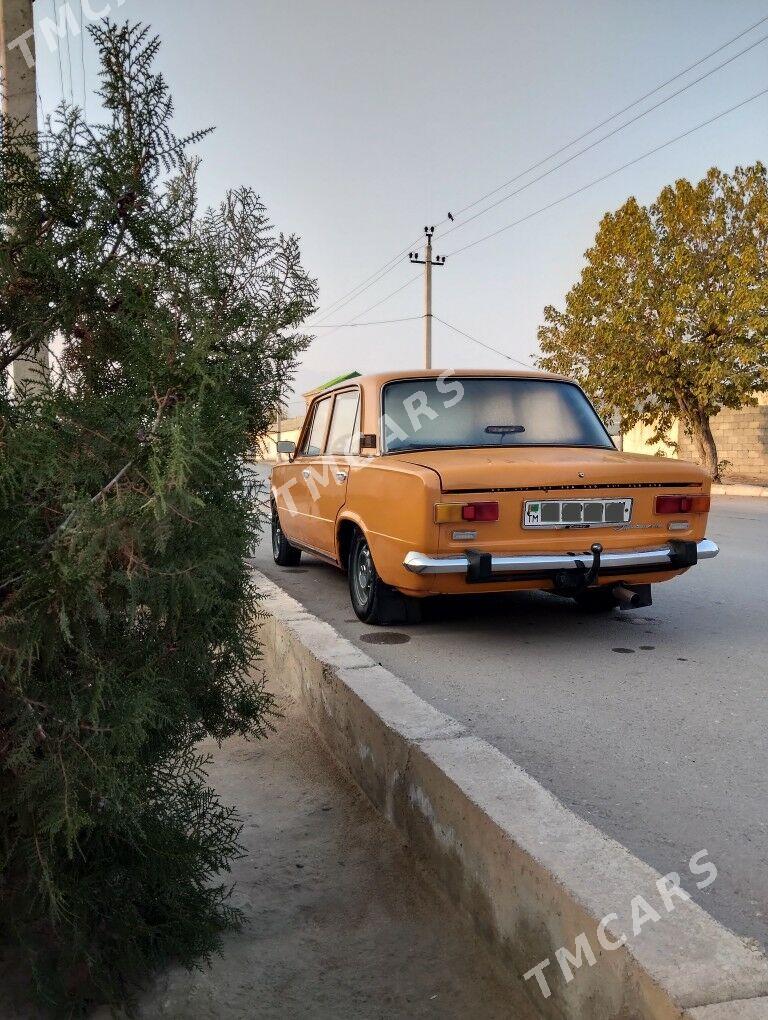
348,529,421,625
271,499,301,566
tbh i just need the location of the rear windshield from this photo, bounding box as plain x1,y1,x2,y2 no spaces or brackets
381,377,613,453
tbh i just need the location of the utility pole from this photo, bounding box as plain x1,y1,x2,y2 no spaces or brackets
0,0,49,393
409,226,445,370
0,0,37,129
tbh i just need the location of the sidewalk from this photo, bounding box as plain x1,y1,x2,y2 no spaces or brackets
712,481,768,497
134,681,536,1020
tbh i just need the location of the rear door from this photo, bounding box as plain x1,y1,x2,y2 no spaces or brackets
302,388,360,556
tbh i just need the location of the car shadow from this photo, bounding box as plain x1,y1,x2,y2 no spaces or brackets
282,551,660,642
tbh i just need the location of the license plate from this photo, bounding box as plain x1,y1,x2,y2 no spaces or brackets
523,498,632,528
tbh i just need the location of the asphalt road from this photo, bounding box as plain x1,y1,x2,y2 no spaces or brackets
251,496,768,950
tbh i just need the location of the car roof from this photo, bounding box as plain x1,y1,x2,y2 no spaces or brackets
315,367,573,395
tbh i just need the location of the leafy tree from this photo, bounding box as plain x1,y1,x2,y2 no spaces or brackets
0,21,316,1014
537,164,768,478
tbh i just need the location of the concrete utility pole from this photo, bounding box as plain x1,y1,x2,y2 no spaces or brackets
0,0,37,129
409,226,445,370
1,0,49,394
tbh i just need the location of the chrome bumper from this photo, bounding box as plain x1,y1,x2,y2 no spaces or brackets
402,539,719,576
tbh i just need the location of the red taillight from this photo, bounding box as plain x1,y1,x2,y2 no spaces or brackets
655,494,710,514
462,501,499,522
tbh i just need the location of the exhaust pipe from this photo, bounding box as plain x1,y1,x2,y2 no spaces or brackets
612,583,653,610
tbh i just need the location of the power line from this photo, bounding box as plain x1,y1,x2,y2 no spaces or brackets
440,11,768,231
316,84,768,333
310,13,768,332
310,234,422,324
315,276,420,341
439,26,768,243
312,315,421,328
79,0,87,119
64,0,74,104
433,316,533,368
445,84,768,259
51,0,65,105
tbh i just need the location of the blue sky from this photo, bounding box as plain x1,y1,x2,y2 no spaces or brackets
33,0,768,411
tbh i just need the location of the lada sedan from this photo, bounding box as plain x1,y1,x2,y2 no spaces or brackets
270,370,718,624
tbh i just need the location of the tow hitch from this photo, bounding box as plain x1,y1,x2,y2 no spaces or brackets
553,543,603,595
553,543,653,610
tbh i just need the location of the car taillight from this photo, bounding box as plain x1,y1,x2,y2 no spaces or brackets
655,494,710,514
462,501,499,522
434,501,500,523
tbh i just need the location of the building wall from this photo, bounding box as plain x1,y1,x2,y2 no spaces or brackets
623,395,768,483
675,396,768,483
622,420,679,459
254,416,304,463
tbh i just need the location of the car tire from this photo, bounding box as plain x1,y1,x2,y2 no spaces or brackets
348,529,421,626
573,586,619,612
271,499,302,567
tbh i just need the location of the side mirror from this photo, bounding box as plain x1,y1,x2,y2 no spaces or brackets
276,440,296,458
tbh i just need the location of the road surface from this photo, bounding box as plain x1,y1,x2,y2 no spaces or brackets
251,496,768,951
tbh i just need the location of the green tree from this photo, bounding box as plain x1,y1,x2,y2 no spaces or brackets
0,21,316,1014
537,164,768,478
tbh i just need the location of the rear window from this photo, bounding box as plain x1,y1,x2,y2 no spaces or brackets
382,377,612,453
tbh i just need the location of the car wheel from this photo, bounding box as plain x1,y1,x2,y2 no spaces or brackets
271,499,301,566
348,529,421,625
573,586,619,612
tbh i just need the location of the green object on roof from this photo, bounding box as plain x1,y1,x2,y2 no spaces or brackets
319,370,360,390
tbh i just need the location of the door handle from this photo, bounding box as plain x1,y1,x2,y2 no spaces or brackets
302,469,310,479
335,470,348,482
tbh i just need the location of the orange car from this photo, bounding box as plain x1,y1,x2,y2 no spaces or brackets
270,370,718,625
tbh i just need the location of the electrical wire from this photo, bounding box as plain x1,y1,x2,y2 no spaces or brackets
439,26,768,243
315,276,420,341
309,13,768,332
309,234,423,324
79,0,87,119
445,84,768,259
64,2,74,105
315,85,768,341
438,11,768,232
51,0,65,106
312,315,422,328
433,316,533,368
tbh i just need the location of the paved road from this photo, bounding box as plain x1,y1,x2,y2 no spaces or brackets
251,496,768,950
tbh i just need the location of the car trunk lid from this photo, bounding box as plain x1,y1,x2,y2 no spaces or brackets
395,445,706,492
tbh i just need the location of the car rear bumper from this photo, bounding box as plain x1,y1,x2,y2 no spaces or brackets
402,538,719,576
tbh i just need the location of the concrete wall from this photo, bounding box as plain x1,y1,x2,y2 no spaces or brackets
623,397,768,483
675,397,768,484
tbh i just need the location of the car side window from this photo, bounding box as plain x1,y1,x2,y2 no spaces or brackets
326,390,361,456
300,397,332,456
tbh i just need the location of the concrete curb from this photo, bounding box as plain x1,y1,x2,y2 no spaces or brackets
253,567,768,1020
712,483,768,498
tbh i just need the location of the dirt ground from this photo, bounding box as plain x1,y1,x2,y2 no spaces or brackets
132,686,537,1020
0,684,537,1020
